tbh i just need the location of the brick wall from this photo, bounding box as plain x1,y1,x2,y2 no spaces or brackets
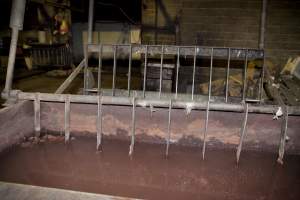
142,0,300,67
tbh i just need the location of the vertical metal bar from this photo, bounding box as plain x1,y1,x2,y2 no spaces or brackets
60,48,63,65
97,45,102,95
83,45,88,94
55,48,59,65
64,95,71,143
87,0,94,44
143,45,148,98
112,45,117,96
154,0,158,44
259,0,267,49
63,47,66,66
277,106,288,165
96,95,103,151
128,45,132,97
166,99,172,157
129,97,136,156
47,49,50,65
208,48,214,101
34,93,41,137
159,45,164,98
259,53,265,102
236,103,249,164
202,101,210,160
225,48,231,102
242,49,248,101
175,47,180,99
192,47,197,100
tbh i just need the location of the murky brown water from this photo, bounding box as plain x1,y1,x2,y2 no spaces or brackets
0,136,299,200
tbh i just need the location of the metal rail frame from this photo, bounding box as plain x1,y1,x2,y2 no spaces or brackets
84,44,265,102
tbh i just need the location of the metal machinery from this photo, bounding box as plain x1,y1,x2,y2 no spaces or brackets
1,0,300,177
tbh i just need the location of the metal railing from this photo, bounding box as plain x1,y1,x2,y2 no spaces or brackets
30,44,72,68
3,43,298,165
84,44,265,103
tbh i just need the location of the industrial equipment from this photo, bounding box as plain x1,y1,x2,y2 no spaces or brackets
0,0,300,199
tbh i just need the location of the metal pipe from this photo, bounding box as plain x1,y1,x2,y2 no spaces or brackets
88,0,94,44
259,0,267,49
55,59,85,94
4,28,19,94
7,90,300,115
4,0,27,94
87,44,264,59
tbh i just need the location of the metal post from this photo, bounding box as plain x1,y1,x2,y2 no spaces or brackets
225,48,231,102
236,103,249,164
175,47,180,99
129,97,136,156
202,101,210,160
208,48,214,101
159,46,164,98
166,99,172,157
83,45,89,94
112,45,117,96
259,54,265,102
64,95,71,143
242,49,248,101
34,93,41,137
128,45,132,97
3,0,26,95
192,47,197,100
88,0,94,44
277,106,288,165
259,0,267,49
96,95,103,151
98,45,102,95
143,45,148,98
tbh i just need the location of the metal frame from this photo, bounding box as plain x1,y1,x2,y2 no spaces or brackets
84,44,265,103
2,0,299,164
